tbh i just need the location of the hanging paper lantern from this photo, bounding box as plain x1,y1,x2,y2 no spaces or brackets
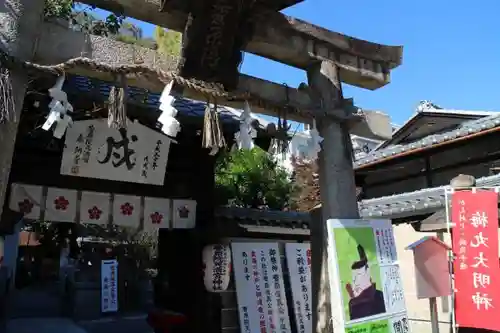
305,119,323,161
158,81,181,138
42,74,73,139
234,101,256,150
202,244,232,292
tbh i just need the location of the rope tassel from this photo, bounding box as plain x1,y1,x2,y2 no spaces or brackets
0,68,14,124
202,99,226,156
108,74,128,129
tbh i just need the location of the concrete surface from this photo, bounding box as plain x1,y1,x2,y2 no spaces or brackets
7,318,86,333
6,313,153,333
77,314,153,333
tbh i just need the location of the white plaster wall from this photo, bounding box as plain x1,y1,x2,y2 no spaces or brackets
395,224,452,333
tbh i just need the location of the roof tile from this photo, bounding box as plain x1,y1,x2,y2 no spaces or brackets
355,114,500,168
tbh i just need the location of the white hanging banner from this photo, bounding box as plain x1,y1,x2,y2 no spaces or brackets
285,243,312,333
80,191,110,225
202,244,231,292
232,242,292,333
143,197,171,229
172,199,197,229
60,119,171,185
113,194,141,228
9,183,43,220
101,259,118,313
44,187,78,223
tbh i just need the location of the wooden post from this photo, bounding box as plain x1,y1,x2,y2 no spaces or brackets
429,297,440,333
0,0,45,224
307,61,360,333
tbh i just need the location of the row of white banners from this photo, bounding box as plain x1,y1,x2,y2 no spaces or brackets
232,219,410,333
9,183,196,229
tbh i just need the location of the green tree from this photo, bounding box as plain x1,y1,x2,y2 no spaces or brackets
44,0,73,18
154,26,182,56
44,0,124,36
215,148,296,210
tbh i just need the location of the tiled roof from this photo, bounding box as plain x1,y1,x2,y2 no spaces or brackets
358,173,500,220
216,206,310,225
215,172,500,230
355,113,500,168
64,75,267,128
215,173,500,228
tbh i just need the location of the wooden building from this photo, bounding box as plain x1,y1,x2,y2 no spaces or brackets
354,104,500,225
349,103,500,332
0,74,276,324
0,0,402,331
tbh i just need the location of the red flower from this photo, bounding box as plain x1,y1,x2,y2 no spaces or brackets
120,202,134,216
88,206,102,220
150,212,163,224
18,199,34,214
54,196,69,211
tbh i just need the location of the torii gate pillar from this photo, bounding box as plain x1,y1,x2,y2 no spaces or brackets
0,0,45,227
307,61,360,333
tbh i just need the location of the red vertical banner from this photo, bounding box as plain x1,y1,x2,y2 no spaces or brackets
451,190,500,331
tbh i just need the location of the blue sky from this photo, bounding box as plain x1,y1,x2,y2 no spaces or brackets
93,0,500,126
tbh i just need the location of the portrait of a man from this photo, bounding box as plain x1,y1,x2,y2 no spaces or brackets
345,244,386,320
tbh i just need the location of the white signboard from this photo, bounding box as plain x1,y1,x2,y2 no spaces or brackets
61,119,171,185
285,243,311,333
232,242,292,333
101,259,118,313
326,219,410,333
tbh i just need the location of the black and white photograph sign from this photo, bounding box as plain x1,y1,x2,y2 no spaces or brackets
60,119,171,185
232,242,292,333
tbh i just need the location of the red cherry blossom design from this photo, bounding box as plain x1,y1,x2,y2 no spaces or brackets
54,196,69,211
150,212,163,224
18,199,34,214
88,206,102,220
120,202,134,216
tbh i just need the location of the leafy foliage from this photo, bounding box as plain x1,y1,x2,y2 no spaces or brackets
215,148,296,210
114,34,157,48
112,21,157,48
43,1,180,53
44,0,73,19
154,26,182,56
44,0,124,36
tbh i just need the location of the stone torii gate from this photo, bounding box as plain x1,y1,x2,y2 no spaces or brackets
0,0,402,332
